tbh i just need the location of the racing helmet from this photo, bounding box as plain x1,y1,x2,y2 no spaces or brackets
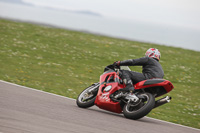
145,48,161,61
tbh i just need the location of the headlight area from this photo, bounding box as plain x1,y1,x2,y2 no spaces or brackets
104,85,112,92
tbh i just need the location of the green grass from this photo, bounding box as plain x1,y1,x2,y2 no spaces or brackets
0,19,200,129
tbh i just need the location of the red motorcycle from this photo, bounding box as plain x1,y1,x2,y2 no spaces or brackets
76,65,174,120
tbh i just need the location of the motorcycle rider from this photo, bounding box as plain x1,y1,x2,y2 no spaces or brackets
113,48,164,93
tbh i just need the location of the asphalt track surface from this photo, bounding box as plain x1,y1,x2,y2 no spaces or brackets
0,80,199,133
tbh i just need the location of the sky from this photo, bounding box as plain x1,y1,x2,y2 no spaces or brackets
22,0,200,30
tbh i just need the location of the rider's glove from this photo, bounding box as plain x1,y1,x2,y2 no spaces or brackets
113,61,120,67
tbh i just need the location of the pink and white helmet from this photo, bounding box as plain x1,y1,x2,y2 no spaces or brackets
145,48,161,61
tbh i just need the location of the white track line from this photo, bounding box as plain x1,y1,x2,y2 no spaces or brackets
0,80,75,101
0,80,199,131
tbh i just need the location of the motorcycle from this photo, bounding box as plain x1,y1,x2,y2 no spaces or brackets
76,65,174,120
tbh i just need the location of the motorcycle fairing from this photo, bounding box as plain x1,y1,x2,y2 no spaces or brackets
94,71,123,113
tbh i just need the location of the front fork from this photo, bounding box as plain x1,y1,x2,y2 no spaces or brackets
87,83,100,95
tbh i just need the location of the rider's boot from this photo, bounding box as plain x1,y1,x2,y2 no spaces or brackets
119,78,135,93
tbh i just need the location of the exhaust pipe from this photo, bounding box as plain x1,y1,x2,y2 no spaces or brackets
154,96,172,108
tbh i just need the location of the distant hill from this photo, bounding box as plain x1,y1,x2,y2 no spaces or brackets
42,6,102,17
74,10,102,17
0,0,102,17
0,0,31,6
0,0,23,4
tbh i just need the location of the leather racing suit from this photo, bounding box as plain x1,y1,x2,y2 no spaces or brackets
119,57,164,92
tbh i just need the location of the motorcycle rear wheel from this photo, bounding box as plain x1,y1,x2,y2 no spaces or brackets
76,83,99,108
123,92,155,120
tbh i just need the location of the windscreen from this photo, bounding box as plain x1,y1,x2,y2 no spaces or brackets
120,66,131,71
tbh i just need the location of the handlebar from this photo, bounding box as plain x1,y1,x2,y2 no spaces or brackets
104,64,120,72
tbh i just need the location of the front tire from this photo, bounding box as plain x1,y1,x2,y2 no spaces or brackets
76,83,99,108
123,93,155,120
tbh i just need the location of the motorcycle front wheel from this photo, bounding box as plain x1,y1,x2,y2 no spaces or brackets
76,83,99,108
123,92,155,120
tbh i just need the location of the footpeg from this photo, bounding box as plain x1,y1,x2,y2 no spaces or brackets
114,92,126,99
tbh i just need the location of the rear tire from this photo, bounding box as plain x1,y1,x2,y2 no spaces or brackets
76,83,99,108
123,93,155,120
